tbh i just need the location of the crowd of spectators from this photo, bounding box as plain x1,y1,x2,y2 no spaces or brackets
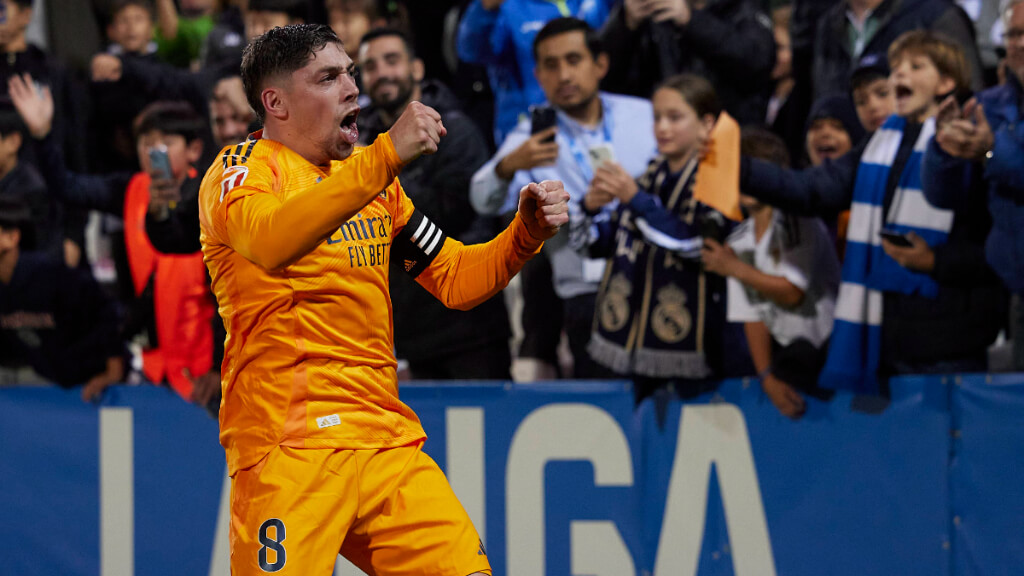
0,0,1021,421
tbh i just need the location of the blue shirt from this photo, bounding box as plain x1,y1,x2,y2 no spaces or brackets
470,92,657,298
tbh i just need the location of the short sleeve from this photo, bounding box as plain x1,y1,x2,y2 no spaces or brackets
727,276,760,323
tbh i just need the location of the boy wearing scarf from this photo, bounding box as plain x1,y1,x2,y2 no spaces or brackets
737,30,1006,395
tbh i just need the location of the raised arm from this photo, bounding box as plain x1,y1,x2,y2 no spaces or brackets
223,134,405,270
414,181,569,310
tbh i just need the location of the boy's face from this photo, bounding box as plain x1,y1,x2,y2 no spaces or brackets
108,5,154,54
805,118,852,167
889,52,955,123
0,225,19,256
852,77,894,132
329,8,371,53
0,1,31,48
245,11,294,43
136,130,201,181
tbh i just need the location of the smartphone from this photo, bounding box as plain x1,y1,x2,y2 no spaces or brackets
148,145,172,180
530,106,557,143
699,211,727,244
588,144,615,170
879,229,913,247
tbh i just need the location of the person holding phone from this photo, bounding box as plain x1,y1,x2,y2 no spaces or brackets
470,18,657,379
572,73,733,404
10,77,219,410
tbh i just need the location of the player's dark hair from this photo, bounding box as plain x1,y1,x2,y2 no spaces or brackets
741,126,791,168
10,0,34,8
242,24,343,123
655,73,722,120
248,0,308,21
360,27,416,58
0,107,27,139
532,17,604,61
133,100,205,143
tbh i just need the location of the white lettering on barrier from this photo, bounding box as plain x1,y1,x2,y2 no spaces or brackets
100,407,134,576
506,403,635,576
446,407,487,541
209,471,231,576
654,404,776,576
571,520,637,576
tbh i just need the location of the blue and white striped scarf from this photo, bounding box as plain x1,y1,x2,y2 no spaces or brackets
820,115,953,394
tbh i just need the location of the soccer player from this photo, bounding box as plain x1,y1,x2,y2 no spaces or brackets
197,24,568,575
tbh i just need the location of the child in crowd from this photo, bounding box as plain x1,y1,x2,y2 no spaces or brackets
850,53,897,133
803,94,864,257
245,0,307,41
12,75,217,407
703,128,840,419
154,0,217,70
805,95,863,167
572,73,730,404
738,30,1006,394
106,0,157,57
0,196,124,399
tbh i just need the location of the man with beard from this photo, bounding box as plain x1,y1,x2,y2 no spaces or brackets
356,27,513,379
198,24,568,574
470,17,657,379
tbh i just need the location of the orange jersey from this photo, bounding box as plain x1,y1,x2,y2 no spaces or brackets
199,131,542,475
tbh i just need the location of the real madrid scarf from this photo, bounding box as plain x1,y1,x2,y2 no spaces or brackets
588,158,721,379
820,115,953,394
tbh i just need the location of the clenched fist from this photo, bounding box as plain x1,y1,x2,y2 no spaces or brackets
388,101,447,163
518,180,570,241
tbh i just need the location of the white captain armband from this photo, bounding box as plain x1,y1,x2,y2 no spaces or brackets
392,210,448,278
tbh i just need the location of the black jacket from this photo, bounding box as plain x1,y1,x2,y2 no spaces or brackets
810,0,984,100
740,128,1006,373
600,0,775,126
0,252,123,387
358,80,511,364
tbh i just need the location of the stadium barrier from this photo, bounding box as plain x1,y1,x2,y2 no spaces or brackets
3,374,1023,576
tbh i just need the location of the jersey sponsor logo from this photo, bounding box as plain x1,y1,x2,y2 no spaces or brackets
219,166,250,202
316,414,342,429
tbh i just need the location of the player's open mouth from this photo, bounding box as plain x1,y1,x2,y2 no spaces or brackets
340,109,360,144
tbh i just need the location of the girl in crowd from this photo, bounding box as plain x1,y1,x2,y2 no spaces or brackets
572,73,731,404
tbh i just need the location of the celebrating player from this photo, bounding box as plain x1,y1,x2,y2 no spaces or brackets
197,24,568,576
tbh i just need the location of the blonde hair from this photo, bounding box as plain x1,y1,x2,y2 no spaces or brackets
888,30,971,96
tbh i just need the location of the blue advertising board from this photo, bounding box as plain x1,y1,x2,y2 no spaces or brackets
1,375,1022,575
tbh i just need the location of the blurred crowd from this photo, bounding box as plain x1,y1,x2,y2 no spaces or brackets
0,0,1020,420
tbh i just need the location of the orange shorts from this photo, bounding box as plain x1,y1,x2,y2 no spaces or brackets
229,442,491,576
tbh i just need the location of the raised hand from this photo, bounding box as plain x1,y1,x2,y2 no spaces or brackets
518,179,570,241
8,73,53,139
388,101,447,163
495,127,559,179
91,53,123,82
935,97,994,162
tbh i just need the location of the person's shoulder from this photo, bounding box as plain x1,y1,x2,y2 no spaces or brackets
604,92,654,118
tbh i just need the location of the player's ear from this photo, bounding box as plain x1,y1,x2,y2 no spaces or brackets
261,87,288,122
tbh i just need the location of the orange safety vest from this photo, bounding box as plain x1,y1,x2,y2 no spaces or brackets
123,170,214,400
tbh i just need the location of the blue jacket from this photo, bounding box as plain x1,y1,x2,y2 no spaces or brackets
456,0,612,144
922,75,1024,293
